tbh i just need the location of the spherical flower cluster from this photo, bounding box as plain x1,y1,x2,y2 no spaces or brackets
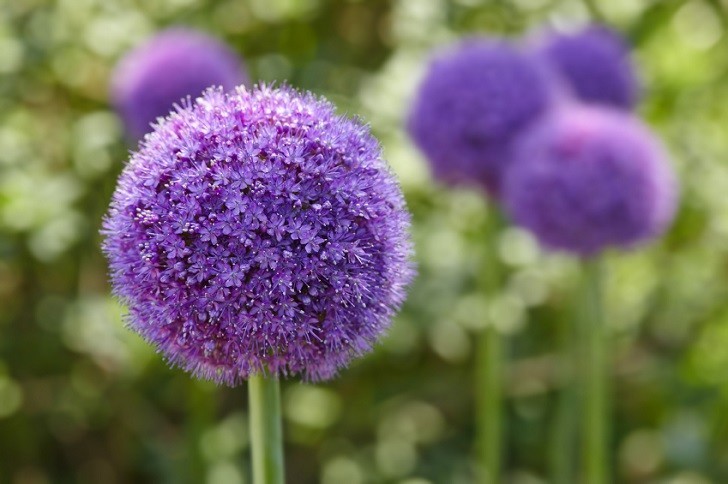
407,38,551,194
534,25,639,110
503,106,676,255
111,28,248,141
102,85,414,384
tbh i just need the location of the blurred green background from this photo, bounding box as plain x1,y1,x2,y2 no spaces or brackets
2,0,728,482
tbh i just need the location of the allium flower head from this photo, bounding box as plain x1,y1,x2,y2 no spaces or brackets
535,25,639,110
407,38,551,195
112,28,248,141
103,85,414,384
503,106,677,256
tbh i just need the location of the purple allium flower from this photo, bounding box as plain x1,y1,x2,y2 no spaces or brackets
407,38,551,195
503,106,677,256
102,85,414,384
111,28,248,141
535,25,639,110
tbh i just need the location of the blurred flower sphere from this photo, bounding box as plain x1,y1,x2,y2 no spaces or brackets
407,38,552,195
534,25,640,110
103,85,414,384
503,105,677,255
111,28,249,141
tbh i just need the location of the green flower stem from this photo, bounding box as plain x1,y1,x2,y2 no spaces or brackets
476,326,503,484
582,0,606,21
550,311,577,484
249,375,285,484
580,257,610,484
476,207,506,484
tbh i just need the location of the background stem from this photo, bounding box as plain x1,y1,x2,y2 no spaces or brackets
249,375,285,484
550,313,577,484
476,207,506,484
580,257,609,484
476,327,502,484
582,0,606,21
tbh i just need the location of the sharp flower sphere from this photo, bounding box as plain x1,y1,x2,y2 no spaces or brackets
103,85,414,384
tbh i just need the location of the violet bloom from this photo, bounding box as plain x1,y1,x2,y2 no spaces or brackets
503,106,676,256
407,38,551,195
103,85,414,384
535,25,639,110
111,28,248,141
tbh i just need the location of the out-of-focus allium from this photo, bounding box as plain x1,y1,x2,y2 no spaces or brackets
535,25,639,110
102,85,414,384
503,106,676,256
407,38,551,195
111,28,248,141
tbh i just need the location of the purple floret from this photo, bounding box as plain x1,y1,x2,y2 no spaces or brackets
111,28,248,142
407,38,551,195
503,106,677,256
535,25,639,110
102,85,414,384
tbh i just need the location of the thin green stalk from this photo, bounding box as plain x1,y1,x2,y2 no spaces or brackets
475,207,506,484
582,0,606,22
580,257,609,484
476,327,502,484
550,313,577,484
249,375,285,484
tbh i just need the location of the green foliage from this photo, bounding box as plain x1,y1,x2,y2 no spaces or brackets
1,0,728,482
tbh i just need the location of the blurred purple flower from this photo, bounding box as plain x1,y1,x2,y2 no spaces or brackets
534,25,639,110
407,38,551,195
111,28,248,141
103,85,414,384
503,106,677,256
